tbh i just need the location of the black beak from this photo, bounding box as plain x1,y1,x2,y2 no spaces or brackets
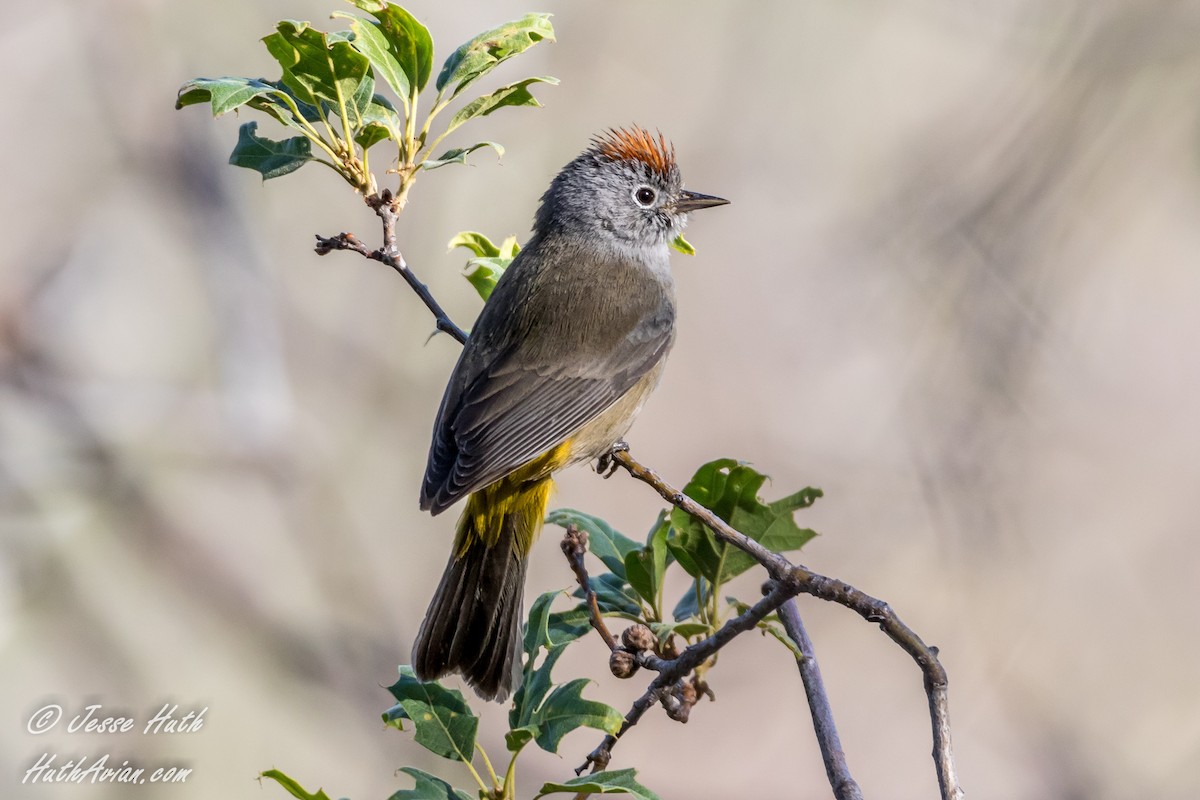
673,190,729,213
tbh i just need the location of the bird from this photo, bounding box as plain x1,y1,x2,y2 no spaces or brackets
412,126,728,700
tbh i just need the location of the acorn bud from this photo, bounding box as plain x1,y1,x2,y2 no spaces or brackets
661,634,681,659
620,624,656,653
664,679,698,723
608,649,639,679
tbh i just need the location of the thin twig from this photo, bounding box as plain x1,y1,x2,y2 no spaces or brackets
560,525,618,651
778,599,863,800
315,190,468,344
609,450,793,580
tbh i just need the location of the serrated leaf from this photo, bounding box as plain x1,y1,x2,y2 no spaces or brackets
388,767,474,800
176,76,278,116
504,725,536,752
437,13,555,95
462,257,509,301
382,701,409,729
530,679,622,754
447,231,501,258
535,769,660,800
386,667,478,762
229,121,313,180
761,620,805,660
666,459,820,586
546,508,640,580
623,513,669,612
443,77,557,139
511,644,565,732
356,95,403,149
341,1,433,102
574,572,642,617
497,236,521,259
259,770,334,800
671,582,703,622
524,591,590,655
262,20,372,116
177,77,318,139
670,234,696,256
421,141,504,170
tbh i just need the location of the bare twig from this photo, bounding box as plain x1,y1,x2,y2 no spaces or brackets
609,450,793,580
778,599,863,800
560,525,618,651
316,190,468,344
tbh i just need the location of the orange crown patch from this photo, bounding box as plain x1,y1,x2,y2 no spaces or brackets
592,126,676,178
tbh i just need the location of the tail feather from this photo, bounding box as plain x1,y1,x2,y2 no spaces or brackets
413,480,549,701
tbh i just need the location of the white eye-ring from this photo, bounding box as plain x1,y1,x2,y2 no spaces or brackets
633,186,657,207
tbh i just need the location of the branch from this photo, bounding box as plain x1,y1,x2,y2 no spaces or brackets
560,524,618,651
778,599,863,800
315,190,467,344
611,447,964,800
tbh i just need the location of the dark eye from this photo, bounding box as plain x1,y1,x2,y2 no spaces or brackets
634,186,657,207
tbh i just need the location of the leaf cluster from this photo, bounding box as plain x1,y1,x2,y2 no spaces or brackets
177,1,556,204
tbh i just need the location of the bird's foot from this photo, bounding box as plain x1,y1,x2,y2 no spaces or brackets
595,440,629,479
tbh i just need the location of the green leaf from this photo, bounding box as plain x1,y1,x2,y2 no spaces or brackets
511,644,565,732
341,1,433,101
761,619,805,660
259,770,334,800
262,20,372,116
667,460,820,585
536,769,661,800
575,572,642,617
670,234,696,256
421,141,504,170
176,76,279,116
497,236,521,259
387,767,474,800
382,702,409,729
463,258,506,300
523,590,590,655
443,77,558,139
447,231,501,258
437,13,555,95
229,121,313,180
671,582,702,621
623,513,669,611
356,95,404,149
546,508,640,580
386,666,478,762
504,725,536,752
529,679,623,754
177,77,322,139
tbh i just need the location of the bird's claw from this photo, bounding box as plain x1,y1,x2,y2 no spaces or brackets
596,440,629,479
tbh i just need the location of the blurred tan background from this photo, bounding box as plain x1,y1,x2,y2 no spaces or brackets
4,1,1200,798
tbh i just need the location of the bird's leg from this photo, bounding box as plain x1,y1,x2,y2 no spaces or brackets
595,439,629,479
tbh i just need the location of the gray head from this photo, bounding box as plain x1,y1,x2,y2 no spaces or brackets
534,127,728,251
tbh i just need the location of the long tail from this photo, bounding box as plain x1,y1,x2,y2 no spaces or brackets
412,475,554,701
